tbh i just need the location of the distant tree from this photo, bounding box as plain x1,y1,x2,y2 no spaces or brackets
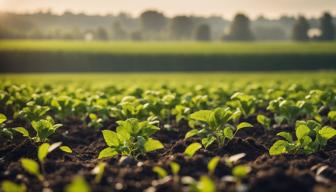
170,16,194,40
224,13,253,41
320,12,335,41
140,10,166,33
194,24,211,41
95,27,109,41
292,16,310,41
111,21,128,40
253,26,287,41
131,31,143,41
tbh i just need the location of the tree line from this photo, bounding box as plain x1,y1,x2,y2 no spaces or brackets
0,10,335,41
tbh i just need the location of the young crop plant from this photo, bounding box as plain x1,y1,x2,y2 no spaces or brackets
256,114,271,131
18,101,50,122
229,92,257,118
14,117,62,142
0,113,28,140
328,111,336,126
209,154,250,190
182,176,216,192
98,118,164,159
91,162,106,184
21,142,72,181
270,120,336,155
267,98,316,126
110,96,149,120
0,113,14,139
65,176,91,192
153,161,180,179
87,113,103,130
185,108,253,150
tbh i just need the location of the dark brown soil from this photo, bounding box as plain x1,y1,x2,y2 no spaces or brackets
1,119,336,192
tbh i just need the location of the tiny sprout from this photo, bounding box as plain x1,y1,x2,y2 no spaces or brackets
20,158,43,181
92,162,106,184
65,176,91,192
208,156,220,175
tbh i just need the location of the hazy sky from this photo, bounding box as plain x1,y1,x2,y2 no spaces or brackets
0,0,335,18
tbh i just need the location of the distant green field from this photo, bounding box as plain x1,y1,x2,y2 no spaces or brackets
1,40,336,55
1,72,335,86
1,40,336,72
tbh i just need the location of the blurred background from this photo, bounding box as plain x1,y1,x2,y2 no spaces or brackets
0,0,335,72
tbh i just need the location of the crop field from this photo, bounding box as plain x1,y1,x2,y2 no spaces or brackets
1,41,336,72
2,41,336,55
0,72,336,192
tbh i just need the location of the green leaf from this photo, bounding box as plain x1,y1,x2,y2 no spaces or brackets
13,127,30,137
89,113,97,121
196,176,216,192
116,122,131,143
328,111,336,121
319,126,336,140
185,129,199,139
269,140,289,155
301,135,312,146
60,146,73,153
224,127,233,139
1,180,26,192
65,176,91,192
102,130,119,147
144,138,164,152
38,143,50,163
208,156,220,175
170,162,180,175
190,110,212,122
31,119,56,142
0,113,7,124
257,114,270,128
98,147,118,159
277,132,293,142
152,166,168,178
201,137,216,149
232,165,251,179
20,158,42,179
237,122,253,130
184,142,202,158
296,125,310,140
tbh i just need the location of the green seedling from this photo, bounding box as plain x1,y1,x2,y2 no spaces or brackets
186,108,253,149
87,113,103,130
65,176,91,192
182,176,216,192
98,118,164,159
153,161,181,179
328,111,336,126
14,117,62,142
270,120,336,155
230,92,257,118
0,113,28,140
257,114,271,130
91,162,106,184
20,158,44,181
267,98,316,126
208,156,220,175
21,142,72,181
18,101,50,122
